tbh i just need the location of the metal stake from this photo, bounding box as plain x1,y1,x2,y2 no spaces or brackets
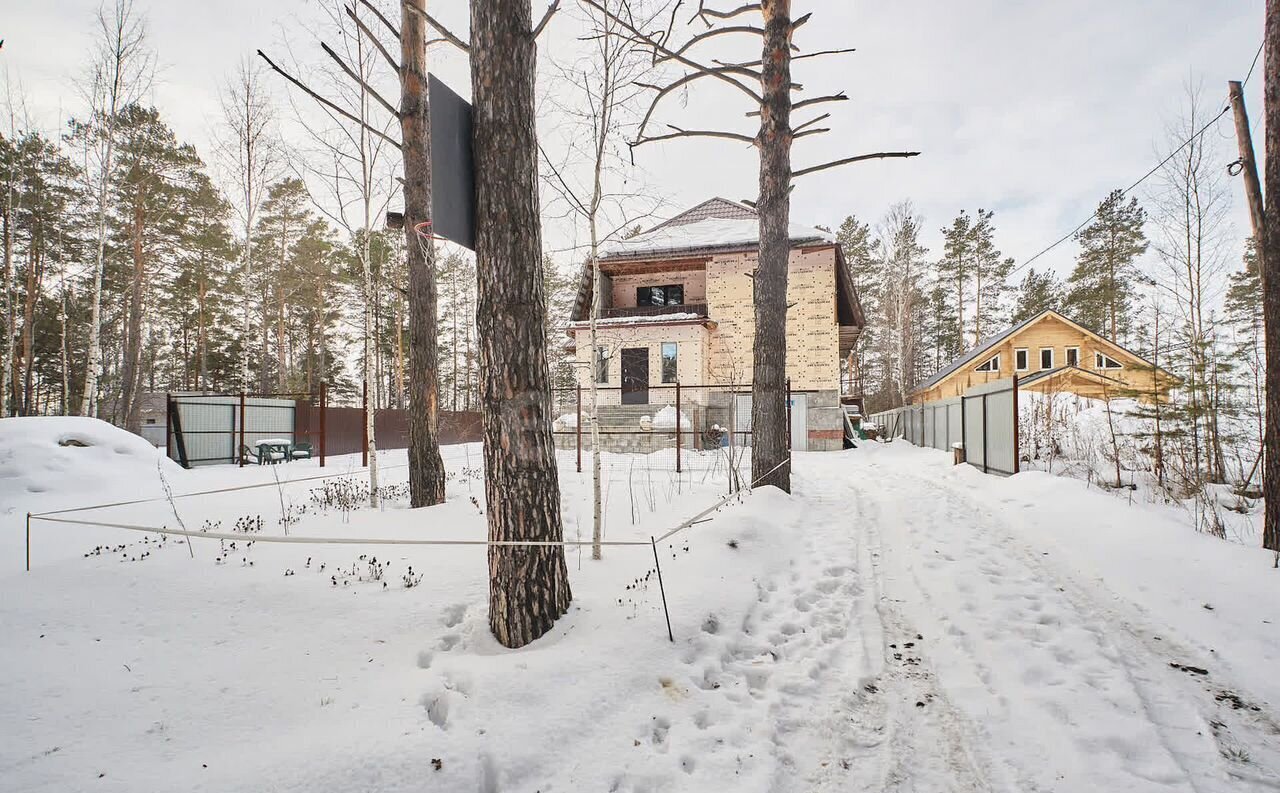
651,536,674,642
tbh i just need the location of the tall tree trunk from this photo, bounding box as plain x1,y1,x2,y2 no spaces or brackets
1261,0,1280,555
470,0,573,648
121,199,146,433
401,0,448,508
1,182,12,418
197,275,208,390
750,0,794,493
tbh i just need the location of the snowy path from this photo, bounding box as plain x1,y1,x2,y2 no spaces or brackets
801,444,1280,793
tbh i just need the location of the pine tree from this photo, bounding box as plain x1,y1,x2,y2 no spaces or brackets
969,208,1014,339
937,210,973,350
836,215,875,397
1065,189,1147,341
1010,267,1064,324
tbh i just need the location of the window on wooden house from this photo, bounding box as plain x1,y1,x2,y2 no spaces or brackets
661,342,678,383
1014,349,1028,371
595,347,610,383
975,354,1000,372
1066,347,1079,367
636,284,685,307
1095,352,1123,369
1040,348,1054,369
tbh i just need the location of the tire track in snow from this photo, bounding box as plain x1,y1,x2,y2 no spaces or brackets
854,453,1280,792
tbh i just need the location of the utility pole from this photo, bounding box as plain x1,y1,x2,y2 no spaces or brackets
1262,0,1280,557
1229,80,1267,289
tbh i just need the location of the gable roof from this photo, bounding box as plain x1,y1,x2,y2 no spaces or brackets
598,196,834,261
1017,364,1127,390
569,197,862,335
912,309,1175,394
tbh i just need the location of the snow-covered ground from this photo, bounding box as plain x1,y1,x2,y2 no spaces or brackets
1,418,1277,792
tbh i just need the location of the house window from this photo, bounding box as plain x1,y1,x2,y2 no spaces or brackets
595,346,610,383
661,342,678,383
1066,347,1079,367
636,284,684,307
1095,352,1123,369
975,354,1000,372
1040,348,1054,370
1014,349,1028,371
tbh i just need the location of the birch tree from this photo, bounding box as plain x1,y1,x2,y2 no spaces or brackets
219,59,280,392
540,0,663,559
77,0,153,416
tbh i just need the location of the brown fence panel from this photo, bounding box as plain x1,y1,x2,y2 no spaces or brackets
305,406,483,458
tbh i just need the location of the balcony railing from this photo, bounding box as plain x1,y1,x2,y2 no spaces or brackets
601,303,709,320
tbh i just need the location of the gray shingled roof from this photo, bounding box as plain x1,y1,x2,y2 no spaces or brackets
648,197,757,229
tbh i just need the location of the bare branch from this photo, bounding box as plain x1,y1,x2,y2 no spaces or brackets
580,0,762,102
692,2,761,27
634,65,761,141
633,123,756,148
792,112,829,134
748,91,847,117
346,4,400,72
320,42,400,118
531,0,560,39
403,1,470,52
717,47,853,69
792,151,920,179
655,25,765,64
792,127,830,140
359,0,400,40
792,12,811,30
256,49,402,150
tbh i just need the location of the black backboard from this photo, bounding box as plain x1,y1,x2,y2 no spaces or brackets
429,74,475,250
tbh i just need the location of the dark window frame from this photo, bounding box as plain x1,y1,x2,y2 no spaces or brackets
660,341,678,383
595,346,610,384
635,283,685,307
1040,347,1054,370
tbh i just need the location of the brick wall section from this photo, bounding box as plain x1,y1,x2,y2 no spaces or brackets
608,267,707,308
705,245,839,391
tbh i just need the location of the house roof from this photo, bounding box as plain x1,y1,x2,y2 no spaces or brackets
912,309,1176,394
569,197,863,337
598,197,834,261
1017,364,1127,390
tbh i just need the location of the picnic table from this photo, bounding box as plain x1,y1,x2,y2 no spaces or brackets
255,438,291,464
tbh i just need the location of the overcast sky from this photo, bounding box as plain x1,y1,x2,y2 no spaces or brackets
2,0,1266,283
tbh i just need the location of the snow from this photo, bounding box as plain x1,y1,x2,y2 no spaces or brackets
3,418,1279,792
651,405,691,430
568,312,702,329
600,217,834,258
553,412,578,429
0,417,183,507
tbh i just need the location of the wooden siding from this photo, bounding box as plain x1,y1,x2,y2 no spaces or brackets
914,313,1172,403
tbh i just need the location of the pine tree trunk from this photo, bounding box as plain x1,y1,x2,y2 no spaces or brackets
470,0,573,648
401,0,447,508
1261,0,1280,555
120,200,145,433
1,189,12,418
750,0,794,493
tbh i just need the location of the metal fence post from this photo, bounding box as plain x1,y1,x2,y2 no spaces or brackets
1012,374,1020,474
786,378,792,451
319,382,327,468
981,393,989,474
675,381,682,474
575,384,582,474
362,380,369,468
165,392,172,461
238,392,247,467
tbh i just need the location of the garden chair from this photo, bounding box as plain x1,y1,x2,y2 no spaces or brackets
291,442,313,460
240,444,261,466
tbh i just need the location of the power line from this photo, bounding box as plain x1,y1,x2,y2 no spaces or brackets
1006,41,1263,283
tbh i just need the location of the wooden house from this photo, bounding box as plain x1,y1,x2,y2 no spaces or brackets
565,197,866,450
911,309,1179,404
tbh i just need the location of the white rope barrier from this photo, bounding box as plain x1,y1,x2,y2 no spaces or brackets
24,456,792,566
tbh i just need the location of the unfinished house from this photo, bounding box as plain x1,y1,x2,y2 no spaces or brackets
563,197,865,452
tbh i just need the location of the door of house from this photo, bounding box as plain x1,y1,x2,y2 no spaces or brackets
788,394,808,451
620,348,649,405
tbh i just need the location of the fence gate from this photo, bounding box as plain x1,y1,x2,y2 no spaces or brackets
866,376,1019,477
